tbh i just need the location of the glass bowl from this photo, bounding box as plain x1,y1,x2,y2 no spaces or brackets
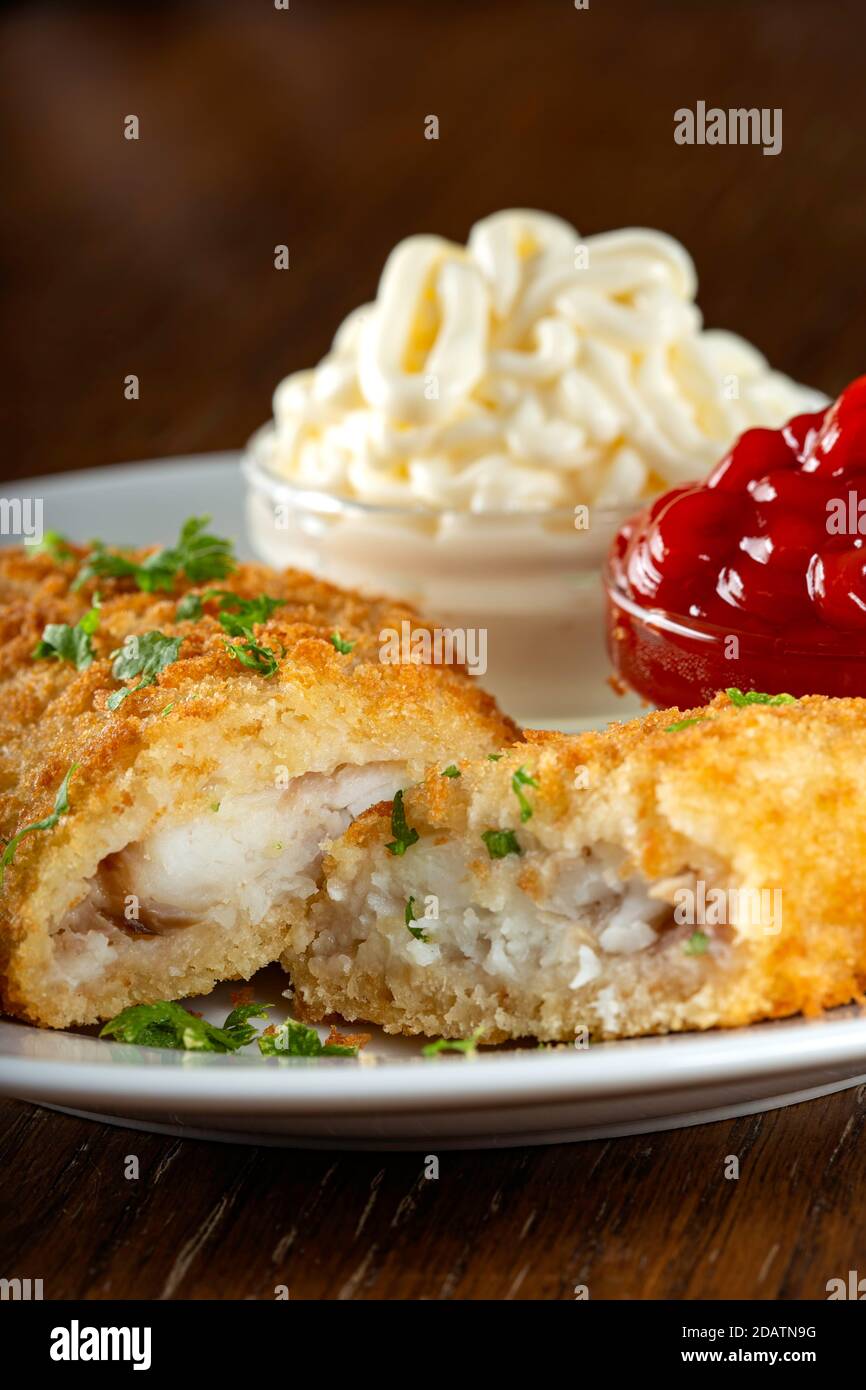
605,547,866,708
243,445,643,728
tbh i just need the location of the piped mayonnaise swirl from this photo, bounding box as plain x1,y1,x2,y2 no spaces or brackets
252,210,825,512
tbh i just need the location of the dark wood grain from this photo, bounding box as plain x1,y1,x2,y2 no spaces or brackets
3,0,866,483
3,0,866,1301
3,1087,866,1300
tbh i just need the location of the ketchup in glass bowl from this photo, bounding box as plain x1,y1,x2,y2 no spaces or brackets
605,376,866,707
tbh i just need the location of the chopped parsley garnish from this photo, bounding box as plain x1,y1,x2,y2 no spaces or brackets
175,592,203,621
181,590,286,677
684,930,710,956
404,896,428,942
177,588,285,634
422,1031,483,1058
98,998,358,1057
221,1001,273,1048
481,828,522,859
329,631,354,654
100,999,271,1052
33,531,75,561
32,595,101,671
176,583,284,633
441,765,461,778
206,590,285,638
257,1018,357,1058
665,717,705,733
487,753,502,761
0,763,78,888
511,765,538,822
75,516,235,594
224,636,280,677
74,542,139,589
386,790,419,856
106,631,183,710
726,688,796,708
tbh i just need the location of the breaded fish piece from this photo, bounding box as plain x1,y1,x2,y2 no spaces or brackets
285,693,866,1041
0,542,517,1028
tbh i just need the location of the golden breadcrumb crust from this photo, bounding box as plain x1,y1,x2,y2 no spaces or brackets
286,693,866,1040
0,543,518,1026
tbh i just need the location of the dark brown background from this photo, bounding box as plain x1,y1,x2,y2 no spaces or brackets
3,0,866,482
3,0,866,1300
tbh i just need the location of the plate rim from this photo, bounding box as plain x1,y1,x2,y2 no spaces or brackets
2,450,242,499
3,1008,866,1115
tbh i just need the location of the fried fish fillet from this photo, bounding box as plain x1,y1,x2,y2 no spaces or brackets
284,693,866,1041
0,544,517,1028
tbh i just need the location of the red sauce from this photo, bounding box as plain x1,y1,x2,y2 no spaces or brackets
606,376,866,706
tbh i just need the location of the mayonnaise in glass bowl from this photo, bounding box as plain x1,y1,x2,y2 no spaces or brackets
245,459,639,727
245,209,825,726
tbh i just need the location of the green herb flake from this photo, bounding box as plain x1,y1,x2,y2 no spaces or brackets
511,765,539,822
725,688,796,708
73,542,139,590
481,828,522,859
175,592,203,621
191,590,286,677
664,717,705,734
106,631,183,710
257,1018,357,1058
0,763,78,888
684,930,710,956
487,753,502,761
205,590,284,638
221,1001,272,1049
75,516,235,594
422,1030,483,1058
404,896,428,942
99,999,271,1052
33,531,75,562
386,790,419,856
32,595,101,671
329,631,354,654
99,998,357,1059
441,765,461,779
224,636,280,677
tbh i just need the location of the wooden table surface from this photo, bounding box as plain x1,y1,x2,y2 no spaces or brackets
3,0,866,1300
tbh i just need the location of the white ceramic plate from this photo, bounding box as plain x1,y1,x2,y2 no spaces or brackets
3,966,866,1150
3,455,866,1149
